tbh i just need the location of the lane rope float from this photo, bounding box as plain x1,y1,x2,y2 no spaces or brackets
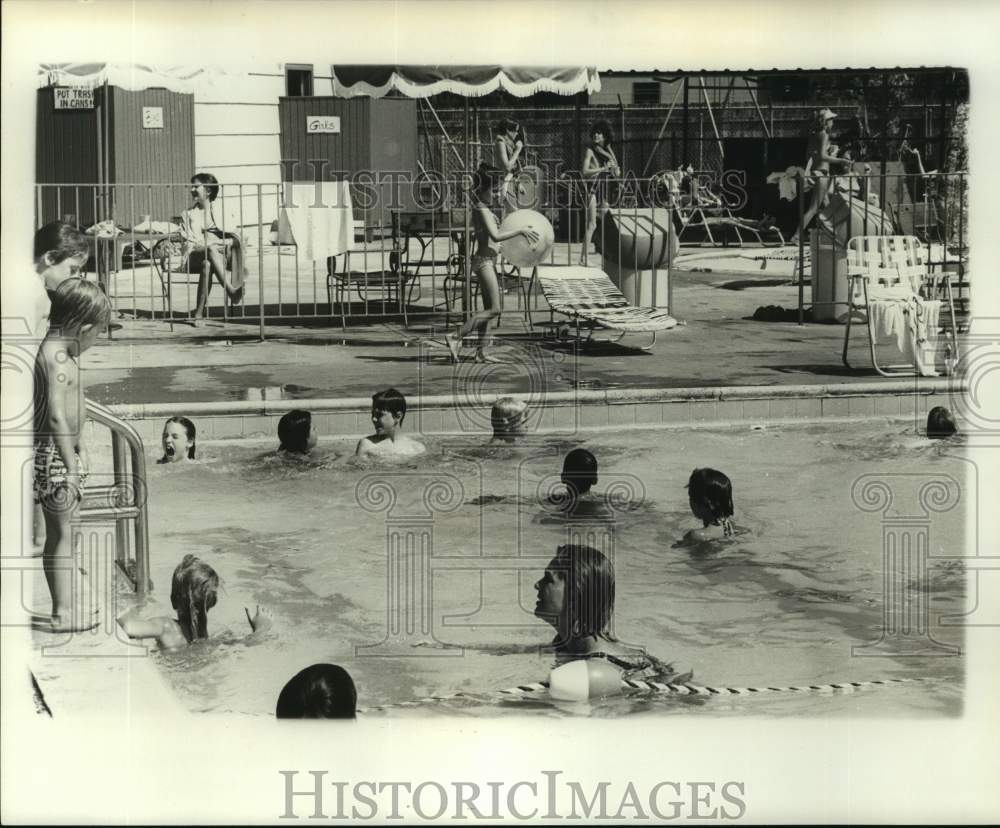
357,676,939,714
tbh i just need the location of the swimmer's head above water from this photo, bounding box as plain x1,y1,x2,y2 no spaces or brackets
491,396,529,442
169,554,219,642
926,406,958,439
161,416,196,463
275,663,357,720
561,448,598,496
371,388,407,436
278,409,317,454
686,468,734,536
535,544,616,652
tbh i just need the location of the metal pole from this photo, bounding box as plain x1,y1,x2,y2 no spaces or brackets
682,77,689,166
641,81,683,176
257,186,265,340
797,173,805,325
463,99,472,324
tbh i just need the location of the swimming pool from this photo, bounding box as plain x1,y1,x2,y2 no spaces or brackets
123,419,967,718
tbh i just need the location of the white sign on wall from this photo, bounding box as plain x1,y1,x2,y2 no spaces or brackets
54,87,94,109
142,107,164,129
307,115,341,134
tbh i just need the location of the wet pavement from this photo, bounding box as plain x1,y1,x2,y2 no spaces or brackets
83,257,951,406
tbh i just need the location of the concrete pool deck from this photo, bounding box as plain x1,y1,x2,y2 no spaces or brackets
86,262,967,408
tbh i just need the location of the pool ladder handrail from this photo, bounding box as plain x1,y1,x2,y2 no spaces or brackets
79,400,152,596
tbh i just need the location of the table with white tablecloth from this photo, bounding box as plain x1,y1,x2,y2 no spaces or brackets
276,181,356,264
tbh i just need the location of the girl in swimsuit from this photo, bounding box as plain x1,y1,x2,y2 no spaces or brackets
792,109,852,244
580,121,621,265
494,118,524,214
445,165,539,364
534,544,689,683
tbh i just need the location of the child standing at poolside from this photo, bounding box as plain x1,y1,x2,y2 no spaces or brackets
445,164,539,364
118,554,272,649
683,468,735,542
32,221,91,333
33,279,111,631
356,388,425,459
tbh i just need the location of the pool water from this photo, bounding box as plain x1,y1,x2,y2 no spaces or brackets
119,420,967,718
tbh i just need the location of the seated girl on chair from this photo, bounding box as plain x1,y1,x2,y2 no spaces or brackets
181,172,249,324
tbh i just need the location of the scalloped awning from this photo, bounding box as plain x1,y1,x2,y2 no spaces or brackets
37,63,234,94
331,65,600,98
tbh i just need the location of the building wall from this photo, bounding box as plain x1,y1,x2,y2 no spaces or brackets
109,87,195,228
592,73,760,107
193,69,286,232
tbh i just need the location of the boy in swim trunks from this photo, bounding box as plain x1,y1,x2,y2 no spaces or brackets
355,388,426,459
33,279,111,631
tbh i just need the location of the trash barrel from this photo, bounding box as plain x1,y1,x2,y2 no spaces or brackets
810,228,850,323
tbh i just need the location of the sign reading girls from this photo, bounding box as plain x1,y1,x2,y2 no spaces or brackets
306,115,341,134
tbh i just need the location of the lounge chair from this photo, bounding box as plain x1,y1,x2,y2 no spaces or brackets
532,264,678,349
841,235,959,376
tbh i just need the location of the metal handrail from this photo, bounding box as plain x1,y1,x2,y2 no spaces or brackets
83,400,151,596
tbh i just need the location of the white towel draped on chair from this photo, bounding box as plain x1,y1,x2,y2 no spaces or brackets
866,288,942,377
277,181,355,264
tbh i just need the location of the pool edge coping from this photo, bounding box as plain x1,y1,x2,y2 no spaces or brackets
106,378,967,419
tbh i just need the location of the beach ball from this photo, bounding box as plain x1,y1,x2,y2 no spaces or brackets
498,209,555,268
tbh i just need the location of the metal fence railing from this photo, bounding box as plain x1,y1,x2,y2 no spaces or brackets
34,167,968,338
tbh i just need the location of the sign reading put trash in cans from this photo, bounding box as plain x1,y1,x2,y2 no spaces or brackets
54,87,94,109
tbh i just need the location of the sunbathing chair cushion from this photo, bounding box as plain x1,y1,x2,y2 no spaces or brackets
536,266,678,333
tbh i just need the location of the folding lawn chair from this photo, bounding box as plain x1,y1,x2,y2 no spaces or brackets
841,235,959,376
532,265,678,350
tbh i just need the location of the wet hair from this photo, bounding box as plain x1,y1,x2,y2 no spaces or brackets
473,162,504,193
169,554,219,642
275,663,358,719
590,120,614,148
562,448,598,495
163,416,197,459
278,409,313,453
191,172,220,202
372,388,407,424
926,406,957,439
34,220,90,266
491,396,528,436
687,468,734,526
47,278,111,335
549,544,615,642
496,118,519,135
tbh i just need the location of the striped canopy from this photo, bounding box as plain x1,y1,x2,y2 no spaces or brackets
331,65,600,99
37,63,233,94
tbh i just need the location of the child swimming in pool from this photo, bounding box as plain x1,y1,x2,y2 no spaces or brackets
683,468,735,542
278,409,318,454
118,554,272,650
926,406,958,439
159,416,197,463
543,448,612,520
490,396,529,444
355,388,426,459
534,544,690,683
275,663,357,719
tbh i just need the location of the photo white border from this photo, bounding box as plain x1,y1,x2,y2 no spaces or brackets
3,0,999,823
